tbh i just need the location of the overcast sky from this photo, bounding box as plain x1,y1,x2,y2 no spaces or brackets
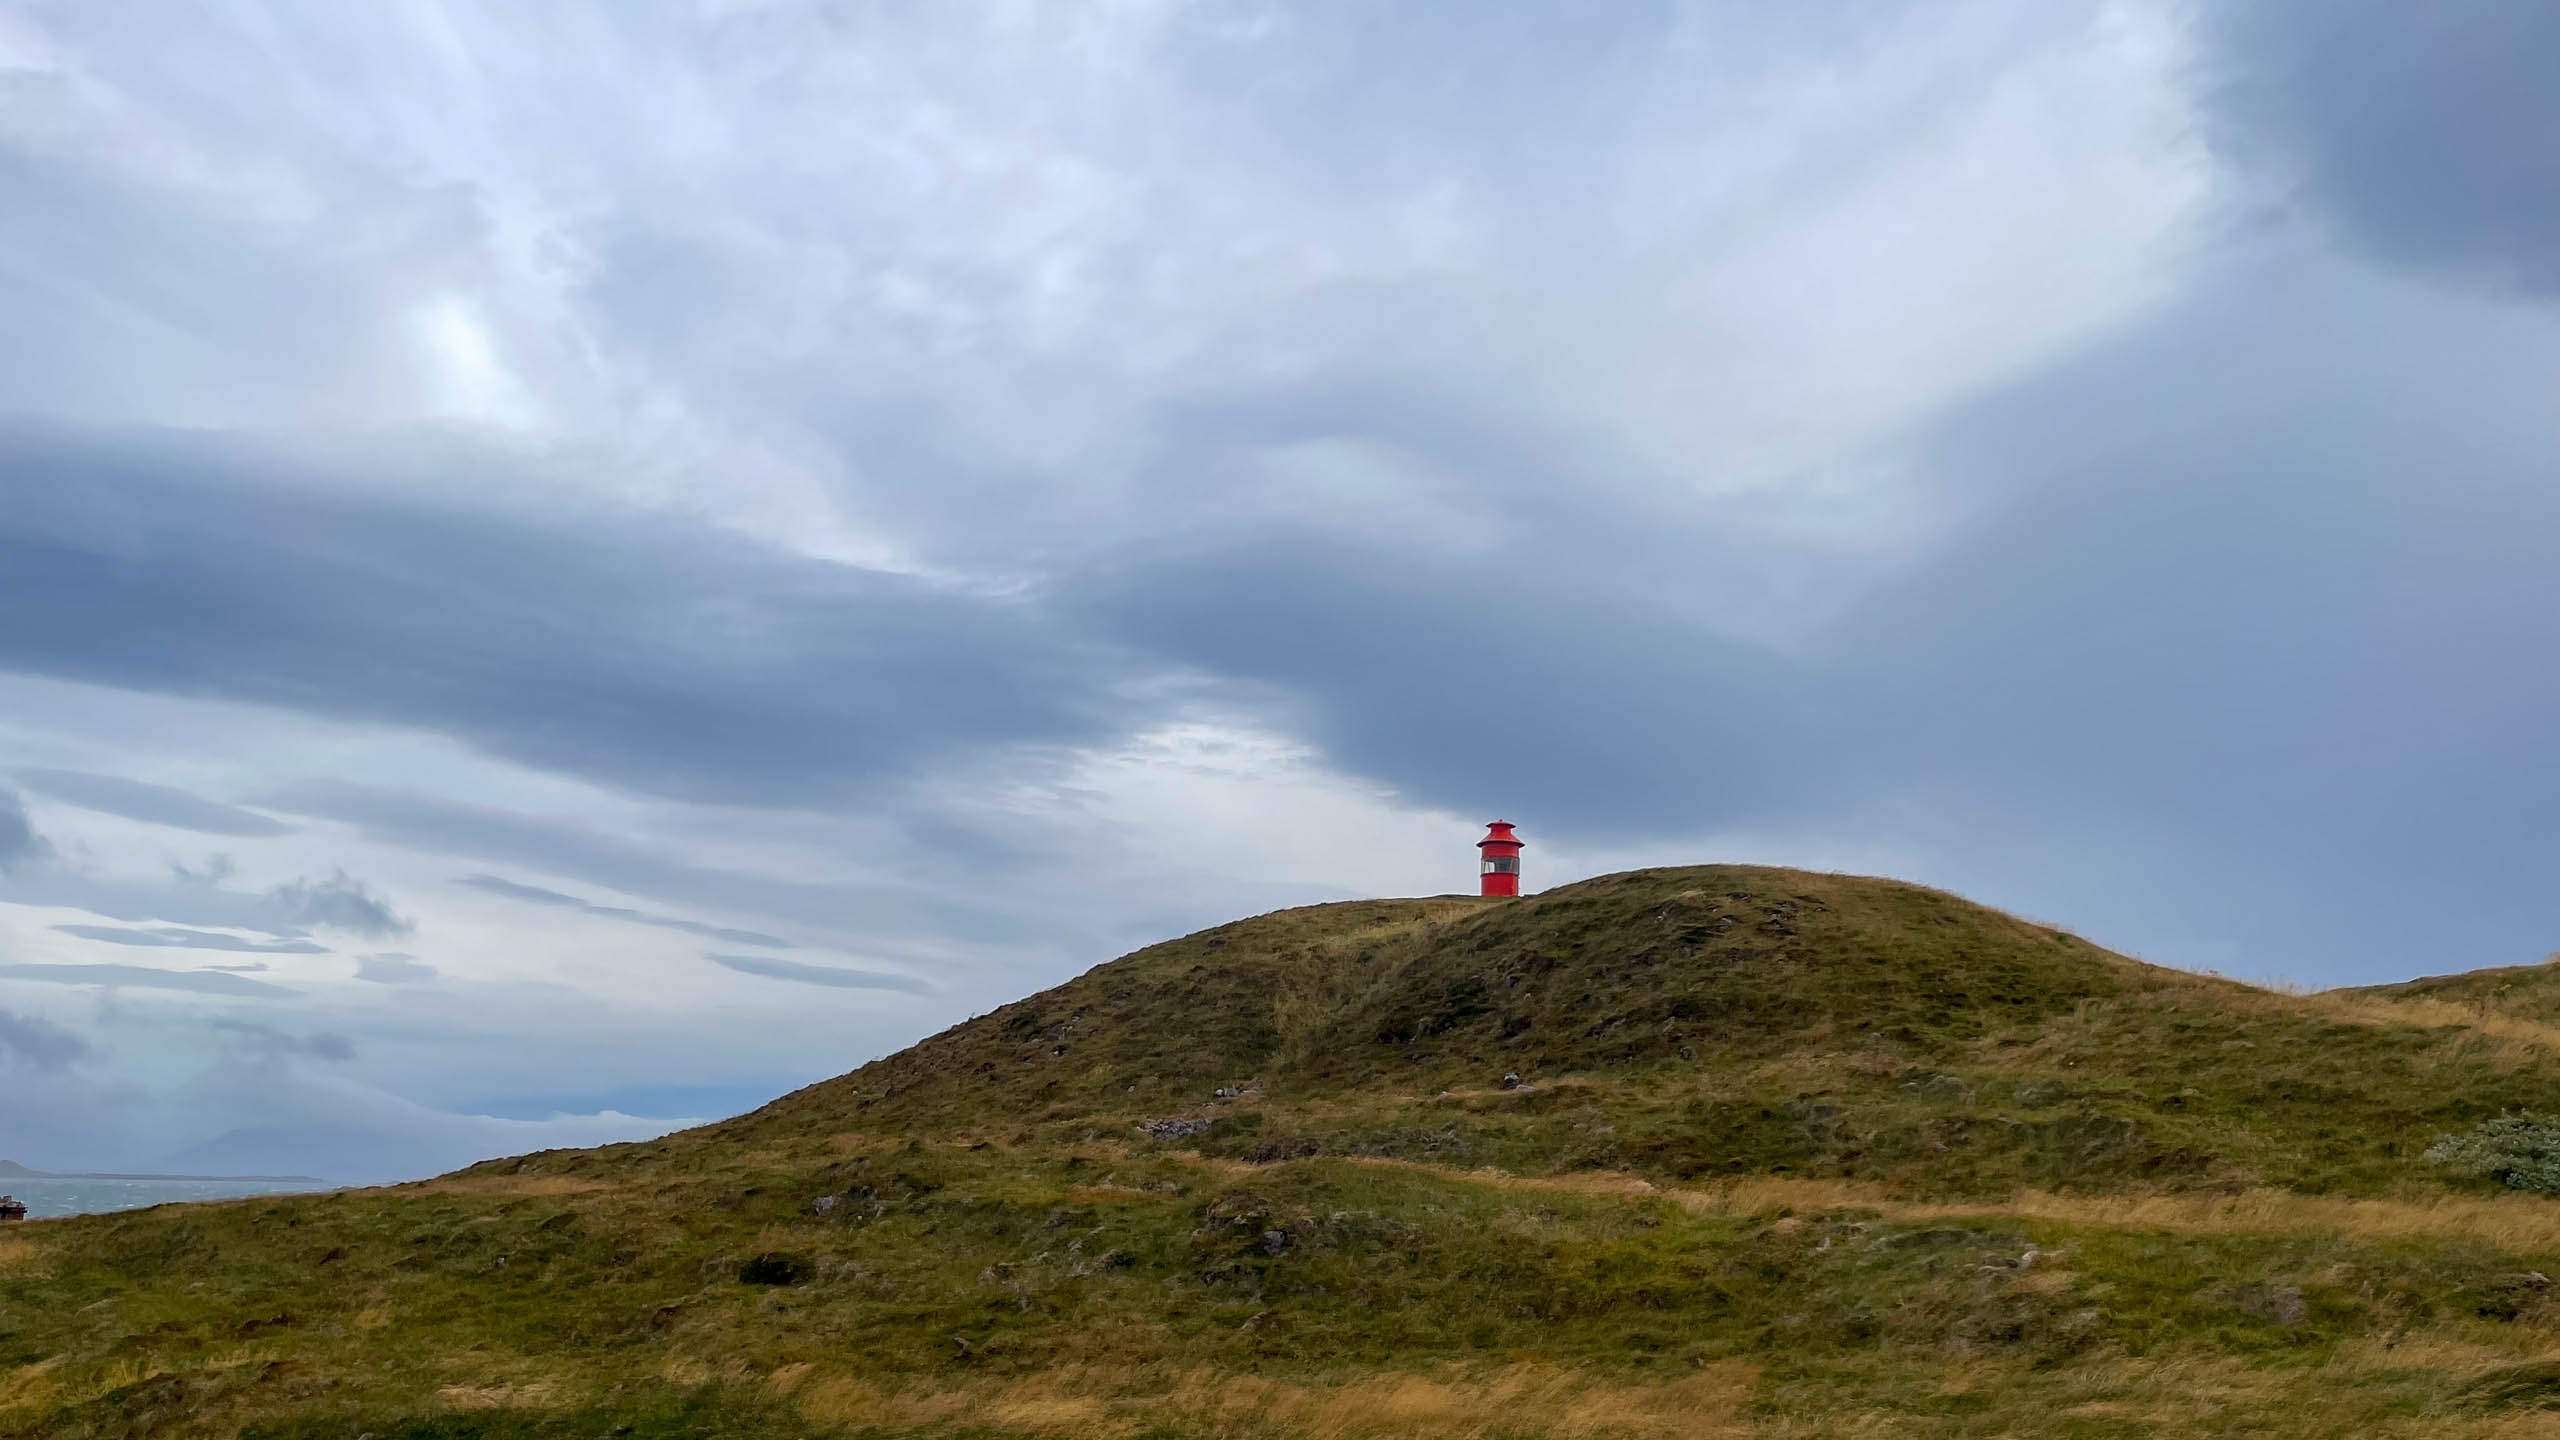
1,1,2554,1183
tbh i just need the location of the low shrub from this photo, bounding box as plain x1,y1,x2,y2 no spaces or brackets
2425,1114,2560,1194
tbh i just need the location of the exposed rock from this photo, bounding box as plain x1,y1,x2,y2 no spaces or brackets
1141,1117,1211,1141
810,1195,841,1218
1499,1072,1522,1090
1259,1228,1290,1256
1901,1072,1976,1105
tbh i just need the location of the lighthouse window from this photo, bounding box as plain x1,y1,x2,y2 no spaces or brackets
1483,855,1519,874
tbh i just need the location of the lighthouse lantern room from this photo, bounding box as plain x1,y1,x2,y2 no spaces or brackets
1477,821,1524,897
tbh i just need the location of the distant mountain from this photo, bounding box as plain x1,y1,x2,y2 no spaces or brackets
163,1123,426,1185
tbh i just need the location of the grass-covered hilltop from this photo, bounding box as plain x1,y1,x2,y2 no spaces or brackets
17,865,2560,1439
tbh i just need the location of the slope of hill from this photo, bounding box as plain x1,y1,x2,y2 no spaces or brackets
725,866,2560,1197
11,866,2560,1440
2350,954,2560,1026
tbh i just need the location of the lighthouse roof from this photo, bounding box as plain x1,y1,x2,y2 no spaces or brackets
1478,820,1522,849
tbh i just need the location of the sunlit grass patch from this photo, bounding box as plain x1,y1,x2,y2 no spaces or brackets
437,1381,565,1411
0,1357,67,1418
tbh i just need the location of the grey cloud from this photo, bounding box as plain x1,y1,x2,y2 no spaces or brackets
212,1020,355,1063
11,768,295,837
0,789,47,872
1804,255,2560,977
0,423,1144,811
1060,377,1838,835
200,962,270,973
2202,0,2560,297
455,874,792,948
581,907,787,948
0,849,411,944
1046,252,2560,984
0,864,282,932
0,963,294,997
262,781,1019,948
266,870,411,939
0,1009,89,1068
353,953,436,985
53,924,328,954
1069,525,1821,836
0,138,432,430
707,953,930,994
455,875,594,908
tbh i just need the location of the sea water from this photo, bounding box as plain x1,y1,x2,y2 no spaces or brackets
2,1176,327,1219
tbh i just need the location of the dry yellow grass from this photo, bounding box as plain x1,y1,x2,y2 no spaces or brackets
1982,1344,2560,1439
1647,1173,2560,1249
438,1382,564,1411
2094,970,2560,1071
793,1361,1759,1440
2307,991,2560,1067
1307,1152,2560,1251
1673,1175,2560,1249
0,1356,66,1418
0,1235,41,1272
403,1175,616,1199
6,1356,159,1419
1948,973,2560,1084
1061,1183,1161,1205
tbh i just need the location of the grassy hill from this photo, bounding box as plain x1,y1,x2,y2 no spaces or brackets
2350,954,2560,1026
13,866,2560,1439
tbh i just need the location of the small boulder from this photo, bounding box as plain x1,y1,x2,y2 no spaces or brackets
1901,1072,1976,1104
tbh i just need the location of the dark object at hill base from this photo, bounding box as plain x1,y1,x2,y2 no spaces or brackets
736,1251,812,1285
0,1195,24,1222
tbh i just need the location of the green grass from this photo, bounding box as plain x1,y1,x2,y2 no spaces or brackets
17,864,2560,1437
19,1144,2560,1436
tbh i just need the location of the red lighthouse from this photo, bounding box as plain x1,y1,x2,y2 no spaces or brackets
1477,821,1524,897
